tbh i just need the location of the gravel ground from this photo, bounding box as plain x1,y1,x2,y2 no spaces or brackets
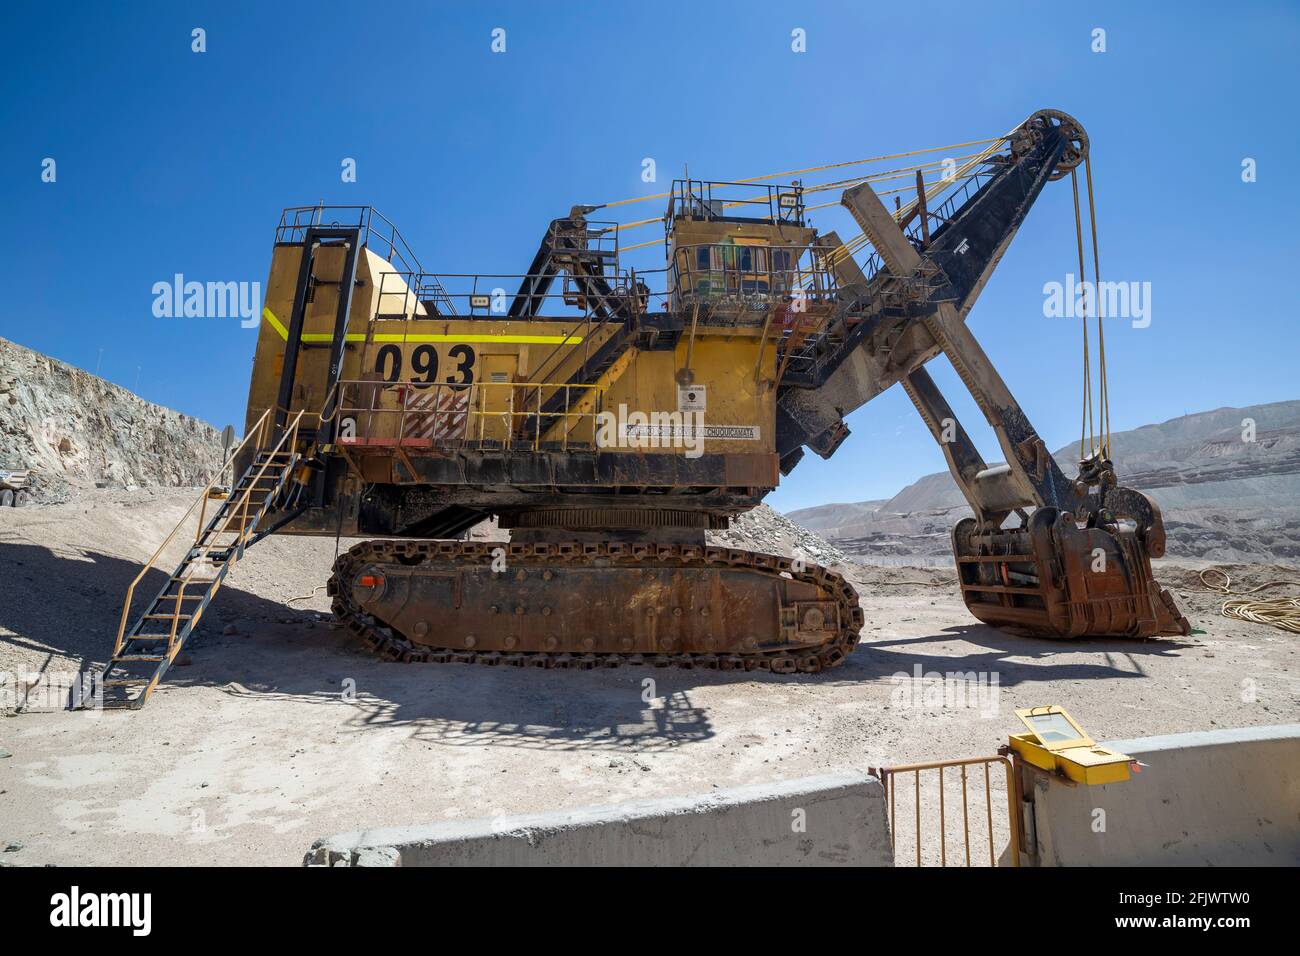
1,489,1297,866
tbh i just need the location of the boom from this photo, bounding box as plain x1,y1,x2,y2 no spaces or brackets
776,110,1186,637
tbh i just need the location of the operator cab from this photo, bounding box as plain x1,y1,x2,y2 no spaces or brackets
665,179,834,320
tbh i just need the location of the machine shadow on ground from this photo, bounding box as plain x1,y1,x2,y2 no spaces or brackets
0,540,1197,751
854,624,1195,686
0,540,316,674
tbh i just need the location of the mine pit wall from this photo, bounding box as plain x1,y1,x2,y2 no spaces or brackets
305,771,893,866
1017,724,1300,866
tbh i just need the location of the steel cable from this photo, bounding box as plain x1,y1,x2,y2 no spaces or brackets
1198,568,1300,635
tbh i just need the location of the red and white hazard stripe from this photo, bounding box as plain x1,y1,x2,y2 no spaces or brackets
403,387,469,442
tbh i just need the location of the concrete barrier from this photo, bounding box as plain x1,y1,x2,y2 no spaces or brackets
305,771,893,866
1019,723,1300,866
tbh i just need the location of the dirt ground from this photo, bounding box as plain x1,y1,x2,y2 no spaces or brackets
2,489,1297,866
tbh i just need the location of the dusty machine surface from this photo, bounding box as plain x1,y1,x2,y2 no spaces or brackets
100,109,1187,708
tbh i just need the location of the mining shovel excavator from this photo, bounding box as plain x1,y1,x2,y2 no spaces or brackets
98,109,1187,708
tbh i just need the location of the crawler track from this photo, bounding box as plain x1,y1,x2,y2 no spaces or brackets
328,539,864,673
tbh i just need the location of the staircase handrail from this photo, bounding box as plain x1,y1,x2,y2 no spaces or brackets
111,407,302,656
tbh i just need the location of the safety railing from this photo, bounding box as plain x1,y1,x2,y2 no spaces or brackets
275,205,423,275
331,379,609,453
363,241,848,328
666,179,806,227
775,258,956,385
369,270,463,321
666,241,841,320
518,311,633,425
111,407,305,658
275,205,457,316
369,269,641,322
901,158,1002,247
876,755,1021,867
545,216,621,263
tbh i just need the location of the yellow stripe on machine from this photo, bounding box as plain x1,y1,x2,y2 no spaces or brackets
262,307,290,339
262,308,583,345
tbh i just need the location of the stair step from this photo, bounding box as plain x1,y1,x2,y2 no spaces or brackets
104,657,159,671
94,449,302,711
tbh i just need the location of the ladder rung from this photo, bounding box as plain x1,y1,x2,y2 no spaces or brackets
114,654,166,662
103,678,149,687
142,613,193,620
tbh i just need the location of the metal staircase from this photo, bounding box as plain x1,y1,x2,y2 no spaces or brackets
527,324,638,441
93,409,305,710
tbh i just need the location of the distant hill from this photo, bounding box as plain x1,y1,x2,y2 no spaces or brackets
785,400,1300,563
779,499,887,532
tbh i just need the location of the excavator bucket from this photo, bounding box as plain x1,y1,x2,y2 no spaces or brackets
952,490,1190,639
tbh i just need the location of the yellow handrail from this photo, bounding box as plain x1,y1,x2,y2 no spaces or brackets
112,408,305,657
332,379,610,453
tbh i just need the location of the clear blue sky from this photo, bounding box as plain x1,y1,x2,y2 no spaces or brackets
3,1,1297,511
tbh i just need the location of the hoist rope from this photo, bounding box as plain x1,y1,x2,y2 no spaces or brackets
610,116,1029,276
599,136,1009,211
1070,156,1111,461
611,120,1017,294
618,168,973,254
1070,169,1096,459
816,137,1010,276
1083,156,1111,458
611,152,989,241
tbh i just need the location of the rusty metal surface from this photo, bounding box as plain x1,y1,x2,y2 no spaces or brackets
952,500,1190,639
328,540,863,672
